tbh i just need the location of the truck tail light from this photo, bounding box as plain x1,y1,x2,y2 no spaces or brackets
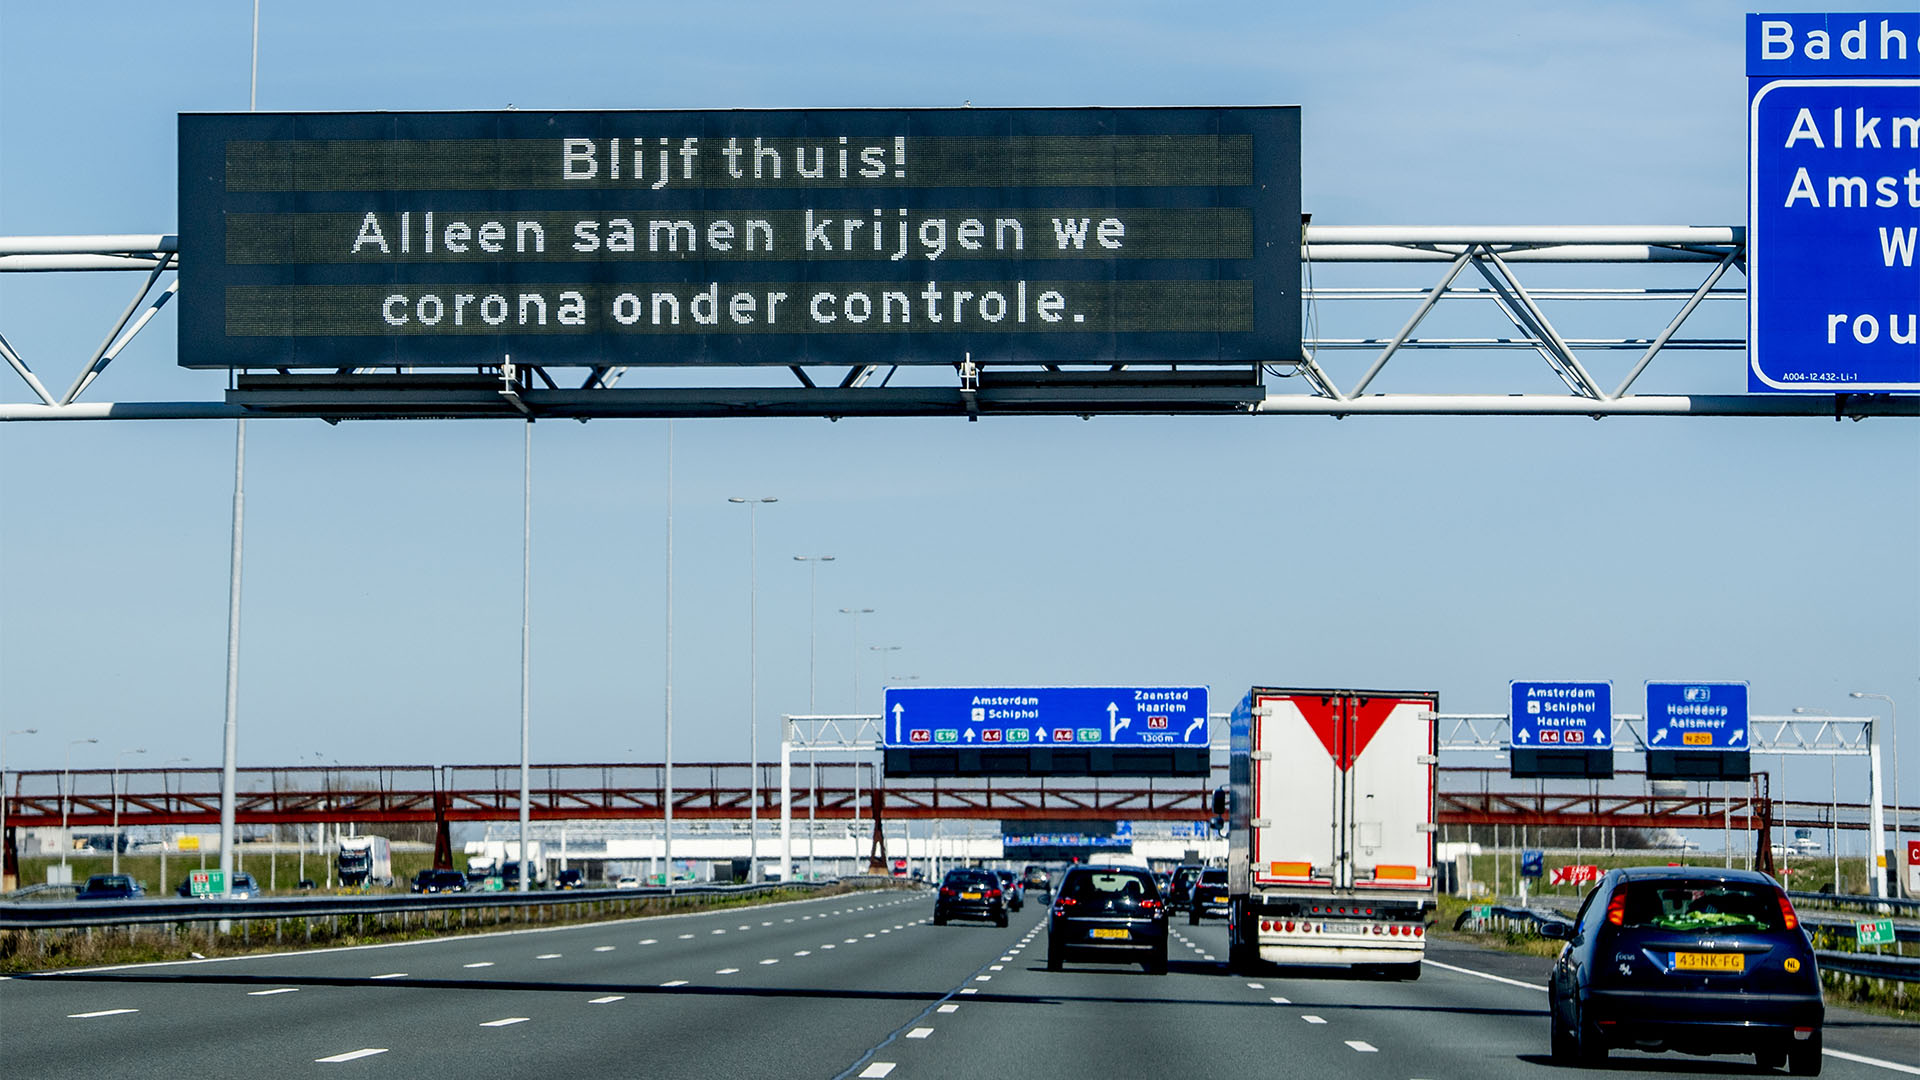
1413,926,1423,937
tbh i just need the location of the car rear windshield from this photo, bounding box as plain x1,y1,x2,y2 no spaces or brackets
944,870,993,887
1200,869,1227,883
1061,870,1156,903
1617,880,1786,933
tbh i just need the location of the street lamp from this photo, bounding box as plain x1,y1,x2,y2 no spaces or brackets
1,728,37,891
729,496,777,881
1851,691,1900,898
793,556,836,712
111,748,146,875
62,737,98,877
838,607,874,708
870,645,903,686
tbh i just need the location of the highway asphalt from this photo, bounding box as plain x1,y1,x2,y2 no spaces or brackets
2,887,1914,1079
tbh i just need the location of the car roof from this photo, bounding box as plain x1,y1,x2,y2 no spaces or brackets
1611,865,1782,886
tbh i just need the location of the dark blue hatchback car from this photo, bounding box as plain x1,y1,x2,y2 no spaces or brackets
1546,867,1823,1074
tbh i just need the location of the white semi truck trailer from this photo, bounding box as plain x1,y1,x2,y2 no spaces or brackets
1222,687,1438,978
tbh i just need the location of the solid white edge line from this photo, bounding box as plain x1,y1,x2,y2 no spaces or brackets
1823,1049,1920,1076
1421,958,1548,993
316,1048,388,1063
1423,959,1920,1076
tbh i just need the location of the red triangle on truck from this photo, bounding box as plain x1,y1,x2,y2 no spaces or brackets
1291,695,1401,771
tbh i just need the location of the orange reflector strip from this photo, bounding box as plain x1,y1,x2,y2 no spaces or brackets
1373,865,1418,881
1270,862,1312,877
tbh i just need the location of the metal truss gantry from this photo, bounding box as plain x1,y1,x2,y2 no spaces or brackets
4,227,1915,421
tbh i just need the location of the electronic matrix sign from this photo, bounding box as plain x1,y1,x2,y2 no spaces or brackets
178,108,1300,371
1746,13,1920,392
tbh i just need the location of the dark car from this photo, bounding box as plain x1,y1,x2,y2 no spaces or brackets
412,868,468,894
1188,867,1229,924
1046,864,1168,974
1546,867,1823,1074
994,869,1025,912
553,869,586,890
76,873,145,900
1021,865,1052,899
934,868,1008,927
1167,864,1202,909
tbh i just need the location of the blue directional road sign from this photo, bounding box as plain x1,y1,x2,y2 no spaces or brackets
884,685,1209,748
1521,849,1545,880
1510,680,1614,779
1510,681,1612,750
1747,13,1920,392
1645,682,1749,751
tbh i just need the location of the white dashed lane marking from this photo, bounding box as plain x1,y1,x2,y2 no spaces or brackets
370,972,407,980
679,934,695,940
68,1009,138,1019
1246,982,1264,989
247,988,299,996
1270,996,1291,1004
960,988,978,995
937,1004,959,1014
536,953,562,960
1302,1015,1327,1024
906,1027,934,1039
317,1049,388,1063
639,938,658,945
463,962,494,969
795,950,811,956
859,1064,896,1078
588,995,624,1004
661,980,688,987
1345,1041,1378,1053
760,958,780,965
716,968,740,975
593,946,616,953
480,1017,529,1028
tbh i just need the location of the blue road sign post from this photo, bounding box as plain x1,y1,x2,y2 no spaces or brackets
1646,681,1751,780
1509,680,1614,779
1746,13,1920,393
883,685,1209,778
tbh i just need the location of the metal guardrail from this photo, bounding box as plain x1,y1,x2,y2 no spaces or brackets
1815,950,1920,981
0,876,910,931
1787,890,1920,917
1456,903,1917,984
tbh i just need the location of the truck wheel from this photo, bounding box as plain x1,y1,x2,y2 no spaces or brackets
1787,1031,1821,1076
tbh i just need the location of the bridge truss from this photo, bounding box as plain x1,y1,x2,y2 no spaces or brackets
4,227,1915,421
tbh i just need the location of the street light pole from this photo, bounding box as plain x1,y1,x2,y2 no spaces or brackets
111,748,146,876
729,496,777,881
870,645,902,686
793,556,836,712
1852,691,1899,898
1,728,37,891
838,608,873,707
62,738,97,878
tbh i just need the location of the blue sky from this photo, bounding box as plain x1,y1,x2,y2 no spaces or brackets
0,2,1913,817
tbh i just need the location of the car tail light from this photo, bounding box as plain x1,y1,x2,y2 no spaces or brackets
1776,890,1799,931
940,887,955,897
986,888,1001,899
1606,891,1626,926
1140,898,1161,911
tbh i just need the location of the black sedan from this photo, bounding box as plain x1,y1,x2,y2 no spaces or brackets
1188,867,1229,924
933,868,1009,927
411,868,468,894
1546,867,1823,1074
994,869,1025,912
76,874,145,900
1046,864,1168,974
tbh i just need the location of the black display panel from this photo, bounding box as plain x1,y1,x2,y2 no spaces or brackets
1646,749,1751,782
1510,747,1616,780
178,107,1299,369
884,746,1210,779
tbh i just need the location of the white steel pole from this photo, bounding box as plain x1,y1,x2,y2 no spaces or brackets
111,749,144,876
1853,692,1899,897
1866,716,1889,900
64,738,96,877
663,421,674,891
518,420,532,893
780,730,793,883
730,498,776,881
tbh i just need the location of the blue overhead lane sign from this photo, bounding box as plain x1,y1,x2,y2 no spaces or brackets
883,685,1209,748
1510,681,1612,749
1646,682,1750,750
1746,13,1920,393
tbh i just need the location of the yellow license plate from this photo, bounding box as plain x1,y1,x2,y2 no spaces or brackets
1673,951,1744,972
1090,928,1131,940
961,891,982,900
